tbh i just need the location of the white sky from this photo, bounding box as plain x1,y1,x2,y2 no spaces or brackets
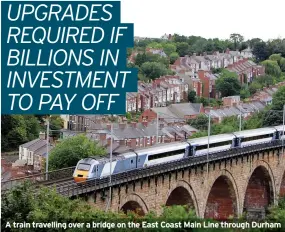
121,0,285,41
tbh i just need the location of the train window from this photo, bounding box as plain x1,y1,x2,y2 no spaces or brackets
77,163,91,171
195,140,232,151
242,133,273,142
92,166,96,173
148,148,185,161
138,158,140,162
131,160,133,164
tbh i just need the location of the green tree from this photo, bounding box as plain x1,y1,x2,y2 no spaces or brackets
252,41,269,61
188,90,196,102
24,115,41,141
240,87,250,99
229,33,244,50
244,111,265,130
1,115,40,152
188,114,210,130
269,53,282,64
49,135,106,170
215,70,241,97
272,86,285,110
176,42,190,57
169,52,179,64
262,60,282,77
162,43,176,56
140,62,169,79
248,81,262,94
263,86,285,126
134,53,147,66
280,57,285,72
49,115,64,139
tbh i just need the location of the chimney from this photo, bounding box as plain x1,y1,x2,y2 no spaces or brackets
131,122,137,128
39,132,45,140
119,123,126,129
159,123,164,129
106,124,111,130
142,121,148,127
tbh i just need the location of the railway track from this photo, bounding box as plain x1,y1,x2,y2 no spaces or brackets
2,140,284,197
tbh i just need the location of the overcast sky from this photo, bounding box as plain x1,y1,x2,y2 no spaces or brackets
121,0,285,41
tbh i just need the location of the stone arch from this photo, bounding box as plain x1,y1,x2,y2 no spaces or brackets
165,180,199,216
243,165,275,219
204,174,239,220
120,193,148,216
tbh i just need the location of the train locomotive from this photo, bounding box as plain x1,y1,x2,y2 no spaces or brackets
73,125,284,183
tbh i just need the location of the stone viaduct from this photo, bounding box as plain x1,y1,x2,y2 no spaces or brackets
86,148,285,220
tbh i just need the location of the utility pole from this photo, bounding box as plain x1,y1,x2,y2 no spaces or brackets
106,123,113,212
207,110,211,176
239,108,242,131
281,105,285,161
156,112,159,144
46,118,50,180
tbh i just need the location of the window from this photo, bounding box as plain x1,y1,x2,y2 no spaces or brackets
148,149,185,161
242,134,273,142
147,137,150,144
131,160,133,164
195,140,232,151
77,163,91,171
136,139,139,146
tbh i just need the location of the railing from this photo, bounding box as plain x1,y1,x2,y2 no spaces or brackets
57,140,284,197
1,166,76,191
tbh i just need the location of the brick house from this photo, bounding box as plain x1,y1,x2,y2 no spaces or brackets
197,70,217,98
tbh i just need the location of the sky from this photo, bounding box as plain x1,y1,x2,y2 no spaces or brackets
121,0,285,41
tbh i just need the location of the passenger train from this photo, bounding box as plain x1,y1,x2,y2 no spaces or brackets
73,125,285,183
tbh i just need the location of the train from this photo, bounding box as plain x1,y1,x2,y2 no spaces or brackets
73,125,285,183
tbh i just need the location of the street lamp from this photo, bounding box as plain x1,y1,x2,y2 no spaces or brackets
207,109,211,176
106,123,113,212
45,117,50,180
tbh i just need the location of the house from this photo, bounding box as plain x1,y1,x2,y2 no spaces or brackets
139,103,204,124
197,70,217,98
222,96,241,107
241,47,254,59
17,139,53,171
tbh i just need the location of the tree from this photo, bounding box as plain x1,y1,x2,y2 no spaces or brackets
188,114,211,131
244,111,265,130
263,86,285,126
261,60,282,77
146,42,163,49
49,135,106,170
280,57,285,72
248,38,262,48
215,70,241,97
162,43,176,56
1,115,40,152
169,52,179,64
229,33,244,50
269,53,282,64
49,116,64,139
240,87,250,99
176,42,190,57
252,41,269,61
272,86,285,111
188,90,196,102
134,53,147,66
140,62,169,79
248,81,262,94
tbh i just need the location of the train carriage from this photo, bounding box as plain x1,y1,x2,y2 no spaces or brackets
73,124,284,183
